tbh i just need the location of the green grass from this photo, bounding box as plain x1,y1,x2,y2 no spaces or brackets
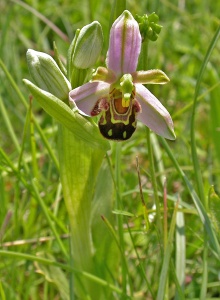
1,0,220,299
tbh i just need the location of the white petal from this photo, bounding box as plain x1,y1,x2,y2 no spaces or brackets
69,81,110,116
135,84,175,140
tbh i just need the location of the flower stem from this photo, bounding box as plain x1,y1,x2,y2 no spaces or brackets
146,129,163,240
142,40,149,70
115,143,127,295
138,40,149,71
114,0,126,18
141,38,163,241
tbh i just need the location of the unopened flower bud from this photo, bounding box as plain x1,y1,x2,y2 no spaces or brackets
26,49,71,101
71,21,103,69
136,12,162,42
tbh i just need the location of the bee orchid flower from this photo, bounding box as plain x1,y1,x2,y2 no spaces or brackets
69,10,175,141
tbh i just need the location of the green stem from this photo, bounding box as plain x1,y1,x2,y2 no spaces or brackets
114,0,126,18
140,40,149,70
163,179,168,250
115,143,127,296
146,129,163,240
87,0,93,22
140,36,163,240
110,0,126,29
141,39,162,237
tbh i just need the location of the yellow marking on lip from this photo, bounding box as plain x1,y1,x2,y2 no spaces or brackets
114,98,129,114
122,98,129,108
108,129,113,136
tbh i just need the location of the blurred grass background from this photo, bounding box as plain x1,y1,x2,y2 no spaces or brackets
0,0,220,299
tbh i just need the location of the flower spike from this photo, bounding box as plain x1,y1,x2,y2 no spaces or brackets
69,10,175,141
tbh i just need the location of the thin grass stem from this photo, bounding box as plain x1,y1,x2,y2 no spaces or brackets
29,98,39,179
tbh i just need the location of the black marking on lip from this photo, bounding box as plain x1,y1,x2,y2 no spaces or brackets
98,105,137,141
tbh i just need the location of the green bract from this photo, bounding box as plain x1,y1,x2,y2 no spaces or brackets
26,49,71,103
23,79,110,151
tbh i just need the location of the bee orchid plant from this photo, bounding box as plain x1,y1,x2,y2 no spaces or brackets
24,9,175,299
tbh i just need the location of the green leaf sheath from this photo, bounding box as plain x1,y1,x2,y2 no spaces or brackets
58,125,107,298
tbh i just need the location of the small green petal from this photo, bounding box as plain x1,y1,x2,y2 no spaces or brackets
92,67,116,83
132,69,170,84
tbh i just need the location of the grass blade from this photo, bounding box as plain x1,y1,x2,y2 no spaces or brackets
0,250,126,297
156,201,179,300
159,137,220,259
175,206,185,298
190,25,220,204
0,59,59,169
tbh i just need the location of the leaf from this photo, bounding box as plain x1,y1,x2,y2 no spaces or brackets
112,209,136,217
35,252,69,300
91,161,119,299
175,206,186,298
58,126,107,299
156,202,179,300
208,186,220,238
210,76,220,166
159,137,220,260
